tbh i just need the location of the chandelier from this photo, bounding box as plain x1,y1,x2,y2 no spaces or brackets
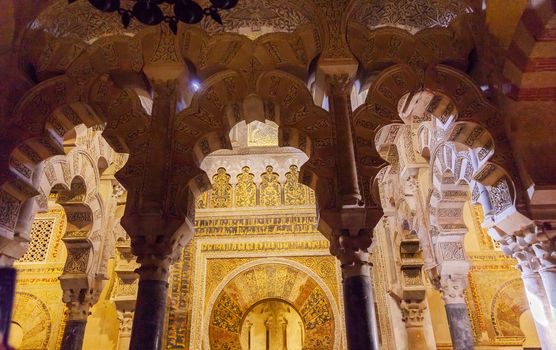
69,0,239,34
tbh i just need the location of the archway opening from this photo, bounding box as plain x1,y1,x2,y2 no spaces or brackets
240,299,304,350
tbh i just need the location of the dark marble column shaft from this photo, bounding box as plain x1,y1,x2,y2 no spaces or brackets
0,268,16,346
343,275,379,350
60,320,87,350
444,304,474,350
129,279,168,350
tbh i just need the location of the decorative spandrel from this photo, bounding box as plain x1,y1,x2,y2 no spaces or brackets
284,165,307,206
235,166,257,207
260,166,281,207
210,168,233,209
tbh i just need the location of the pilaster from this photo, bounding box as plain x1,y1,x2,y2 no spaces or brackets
111,237,139,350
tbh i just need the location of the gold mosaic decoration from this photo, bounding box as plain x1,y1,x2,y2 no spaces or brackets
470,204,495,250
209,168,233,208
196,165,314,209
195,214,318,236
463,202,529,347
208,263,336,350
235,166,257,207
284,165,307,206
166,210,343,349
259,166,281,206
196,191,209,209
11,292,53,349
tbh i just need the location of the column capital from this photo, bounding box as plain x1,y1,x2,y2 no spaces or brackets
62,286,100,321
437,273,468,305
325,74,354,95
527,222,556,270
320,208,380,279
533,239,556,271
122,212,195,267
117,310,134,337
400,300,426,328
330,228,373,278
501,236,542,275
135,254,172,282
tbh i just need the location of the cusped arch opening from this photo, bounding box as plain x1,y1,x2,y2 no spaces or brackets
240,298,305,350
206,261,339,350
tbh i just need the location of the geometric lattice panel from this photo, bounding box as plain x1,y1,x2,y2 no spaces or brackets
18,219,55,263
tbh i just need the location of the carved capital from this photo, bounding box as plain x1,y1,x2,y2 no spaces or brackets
533,239,556,271
112,183,126,200
62,287,99,321
320,207,380,278
330,228,373,278
512,246,541,275
400,300,426,328
326,74,353,95
501,236,542,275
135,254,172,282
117,310,134,336
438,273,468,305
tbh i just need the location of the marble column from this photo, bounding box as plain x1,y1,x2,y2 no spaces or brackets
513,245,556,350
439,274,474,350
533,239,556,322
539,266,556,319
331,227,379,350
323,71,380,349
0,268,16,346
129,256,171,350
60,288,94,350
520,271,556,349
400,301,428,350
343,274,378,350
61,320,87,350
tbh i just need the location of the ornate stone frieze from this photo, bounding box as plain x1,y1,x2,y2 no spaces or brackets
351,0,470,34
439,241,465,261
199,0,314,37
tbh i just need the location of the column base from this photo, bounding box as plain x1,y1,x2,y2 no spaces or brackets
129,279,168,350
444,303,474,350
60,320,87,350
343,275,379,350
